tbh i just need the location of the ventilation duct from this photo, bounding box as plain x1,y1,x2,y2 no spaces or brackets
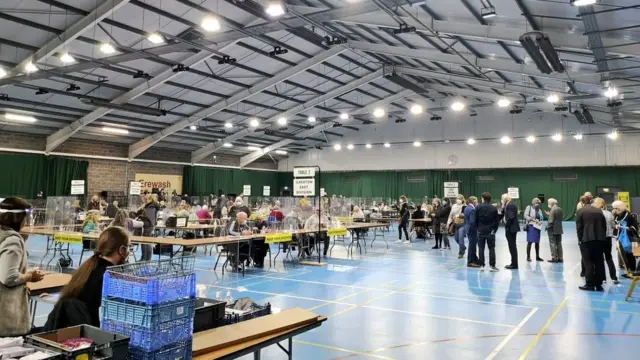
536,35,565,73
519,32,565,74
573,110,587,124
581,107,596,124
385,74,429,94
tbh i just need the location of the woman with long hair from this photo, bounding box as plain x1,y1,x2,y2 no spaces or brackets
109,209,143,233
58,227,130,327
0,198,44,336
82,210,101,233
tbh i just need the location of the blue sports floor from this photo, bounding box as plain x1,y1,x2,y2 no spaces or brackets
26,222,640,360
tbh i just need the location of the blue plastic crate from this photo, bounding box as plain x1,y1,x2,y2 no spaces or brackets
101,317,193,352
103,272,196,305
102,298,195,329
129,341,192,360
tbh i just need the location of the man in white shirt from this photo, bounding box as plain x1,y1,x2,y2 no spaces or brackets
304,209,331,257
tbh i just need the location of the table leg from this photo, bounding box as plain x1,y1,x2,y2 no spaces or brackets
253,350,261,360
289,337,293,360
29,298,37,327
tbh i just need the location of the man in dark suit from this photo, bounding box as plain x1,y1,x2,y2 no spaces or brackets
464,196,479,267
502,194,520,270
576,195,607,291
475,192,500,271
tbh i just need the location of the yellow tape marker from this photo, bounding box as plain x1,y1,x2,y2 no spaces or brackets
327,228,348,237
265,232,293,244
54,233,83,244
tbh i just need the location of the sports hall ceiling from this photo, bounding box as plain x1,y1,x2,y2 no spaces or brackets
1,0,639,166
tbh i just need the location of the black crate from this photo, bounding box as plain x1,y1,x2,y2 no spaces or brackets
25,325,129,360
194,298,226,333
224,302,271,325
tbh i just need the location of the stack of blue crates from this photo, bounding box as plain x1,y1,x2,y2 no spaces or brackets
101,257,196,360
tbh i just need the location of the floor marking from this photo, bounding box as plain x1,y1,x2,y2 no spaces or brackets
307,280,399,312
201,283,356,306
519,297,568,360
570,261,582,275
328,284,416,318
362,305,516,328
485,307,538,360
293,340,395,360
400,290,535,309
237,270,312,288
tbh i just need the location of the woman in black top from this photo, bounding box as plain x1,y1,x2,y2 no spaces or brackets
397,196,410,243
57,227,130,327
438,199,452,250
613,201,638,275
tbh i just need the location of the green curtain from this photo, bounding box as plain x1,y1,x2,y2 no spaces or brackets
0,153,88,198
183,166,281,196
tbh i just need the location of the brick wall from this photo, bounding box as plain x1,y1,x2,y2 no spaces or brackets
0,133,279,196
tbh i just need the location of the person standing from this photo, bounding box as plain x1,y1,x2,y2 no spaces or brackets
612,200,638,276
502,194,520,270
432,199,443,249
396,196,410,244
475,192,499,272
546,198,564,263
437,199,452,250
464,196,479,267
447,194,467,259
576,194,607,291
524,198,544,262
594,198,618,284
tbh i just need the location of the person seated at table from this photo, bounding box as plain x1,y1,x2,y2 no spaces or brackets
251,215,270,268
46,227,130,330
106,201,119,219
225,212,253,271
109,209,143,233
87,195,101,212
229,198,251,219
82,211,101,233
352,206,365,220
197,205,212,224
304,208,331,258
270,205,284,222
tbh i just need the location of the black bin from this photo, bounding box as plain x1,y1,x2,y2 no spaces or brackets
194,298,226,333
26,325,129,360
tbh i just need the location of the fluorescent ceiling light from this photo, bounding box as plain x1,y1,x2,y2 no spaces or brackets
275,150,287,155
249,118,260,128
24,62,38,73
571,0,597,6
497,98,511,108
413,141,421,147
277,117,287,125
308,116,316,123
383,142,391,148
467,138,476,145
59,53,75,63
0,68,6,79
546,94,559,103
365,143,372,149
410,104,423,115
201,16,221,32
607,130,618,140
333,144,342,151
100,43,116,54
223,142,233,148
5,113,37,123
526,135,536,143
224,122,233,128
189,125,197,130
347,144,354,150
103,126,129,135
265,3,285,17
481,6,497,18
147,33,164,44
573,133,583,140
604,87,618,98
340,113,349,120
247,146,261,151
552,133,563,142
451,101,465,111
500,136,512,144
373,108,385,118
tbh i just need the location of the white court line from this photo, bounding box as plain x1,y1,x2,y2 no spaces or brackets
202,284,357,306
362,305,516,328
485,307,539,360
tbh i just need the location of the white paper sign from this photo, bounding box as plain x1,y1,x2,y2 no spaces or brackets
320,188,326,197
129,182,142,195
263,186,271,196
294,178,316,196
294,167,315,178
243,185,251,196
70,180,85,195
444,182,458,197
508,187,520,199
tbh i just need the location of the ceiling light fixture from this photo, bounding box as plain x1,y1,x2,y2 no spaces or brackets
146,33,164,44
24,62,38,74
223,142,233,148
275,150,287,155
247,146,261,151
467,138,476,145
451,101,465,111
410,104,423,115
573,133,583,140
59,53,75,63
526,135,536,143
481,0,497,18
0,68,6,79
347,144,354,150
249,118,260,128
552,133,563,142
373,107,385,118
4,113,37,123
277,117,287,125
413,141,421,147
103,126,129,135
384,142,391,148
308,116,316,123
224,122,233,128
365,143,372,149
497,98,511,108
333,144,342,151
190,125,197,130
265,3,286,17
500,136,512,144
607,130,618,140
546,94,560,103
604,87,618,98
201,16,221,32
100,43,116,54
340,113,349,120
571,0,597,6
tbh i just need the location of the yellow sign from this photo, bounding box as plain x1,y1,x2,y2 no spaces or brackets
335,217,353,223
327,228,348,237
135,173,183,195
618,192,631,212
265,233,293,244
54,233,83,244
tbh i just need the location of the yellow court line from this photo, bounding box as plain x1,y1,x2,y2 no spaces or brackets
307,279,399,312
485,307,538,360
518,297,568,360
362,305,516,328
294,340,396,360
